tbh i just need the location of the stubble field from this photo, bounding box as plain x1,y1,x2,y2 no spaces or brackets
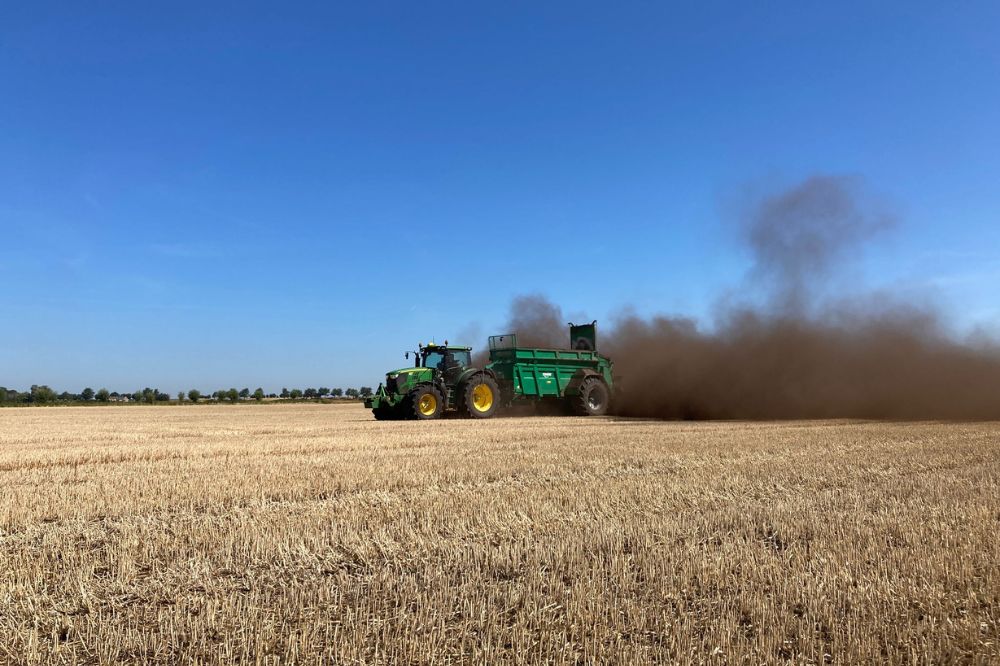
0,403,997,664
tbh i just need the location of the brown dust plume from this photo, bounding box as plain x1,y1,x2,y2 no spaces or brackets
502,175,1000,419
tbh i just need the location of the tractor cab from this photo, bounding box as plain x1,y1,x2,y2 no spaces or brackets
418,343,472,373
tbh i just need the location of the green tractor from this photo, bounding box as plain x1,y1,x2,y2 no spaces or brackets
365,323,615,420
365,342,501,420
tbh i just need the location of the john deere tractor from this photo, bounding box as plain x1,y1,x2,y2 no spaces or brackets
364,342,501,420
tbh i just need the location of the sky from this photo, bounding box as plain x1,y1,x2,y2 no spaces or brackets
2,2,999,393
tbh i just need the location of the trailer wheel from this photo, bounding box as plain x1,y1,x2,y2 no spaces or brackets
573,377,609,416
462,374,500,419
407,386,444,420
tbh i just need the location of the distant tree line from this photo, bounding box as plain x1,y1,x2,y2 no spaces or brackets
0,385,373,406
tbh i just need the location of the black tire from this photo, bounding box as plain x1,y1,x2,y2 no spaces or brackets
372,405,397,420
406,385,444,420
573,377,609,416
462,374,500,419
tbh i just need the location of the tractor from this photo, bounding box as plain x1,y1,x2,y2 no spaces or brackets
365,342,500,420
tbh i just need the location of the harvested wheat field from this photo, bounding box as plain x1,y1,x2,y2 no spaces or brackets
0,404,997,664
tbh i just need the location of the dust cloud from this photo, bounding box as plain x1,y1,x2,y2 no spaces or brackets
501,175,1000,419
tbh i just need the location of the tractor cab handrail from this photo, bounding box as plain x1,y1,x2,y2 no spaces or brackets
488,333,517,351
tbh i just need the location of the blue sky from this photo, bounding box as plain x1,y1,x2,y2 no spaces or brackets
2,2,999,393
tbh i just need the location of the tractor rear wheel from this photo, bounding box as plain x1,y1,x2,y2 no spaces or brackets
407,385,444,420
462,374,500,419
573,377,610,416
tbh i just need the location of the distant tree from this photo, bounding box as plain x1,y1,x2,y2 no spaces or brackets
344,388,359,398
304,388,317,399
110,391,120,399
290,388,303,400
31,385,57,404
155,391,170,402
227,388,239,404
253,388,265,402
58,391,74,401
318,387,330,397
280,388,290,399
188,389,201,403
96,388,110,402
0,387,7,404
359,386,373,398
177,391,185,402
239,388,250,400
81,387,95,401
331,388,343,398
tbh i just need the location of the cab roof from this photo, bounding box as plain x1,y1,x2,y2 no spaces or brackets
421,342,472,352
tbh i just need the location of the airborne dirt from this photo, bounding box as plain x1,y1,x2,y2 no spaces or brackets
504,175,1000,419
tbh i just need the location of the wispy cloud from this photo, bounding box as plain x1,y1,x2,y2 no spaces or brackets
148,243,221,259
920,266,1000,289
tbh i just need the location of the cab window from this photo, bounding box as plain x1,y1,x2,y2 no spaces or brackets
423,351,444,369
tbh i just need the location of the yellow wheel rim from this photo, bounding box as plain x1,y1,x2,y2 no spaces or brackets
472,384,494,412
418,393,437,416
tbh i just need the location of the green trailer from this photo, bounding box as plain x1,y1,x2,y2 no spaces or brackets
486,323,614,416
365,322,614,419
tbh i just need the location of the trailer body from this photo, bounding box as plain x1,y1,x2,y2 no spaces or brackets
486,328,614,414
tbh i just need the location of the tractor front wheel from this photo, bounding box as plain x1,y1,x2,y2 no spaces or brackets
372,405,398,420
462,375,500,419
407,386,444,420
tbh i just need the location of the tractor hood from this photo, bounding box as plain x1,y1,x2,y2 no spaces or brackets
387,367,431,378
384,366,433,396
